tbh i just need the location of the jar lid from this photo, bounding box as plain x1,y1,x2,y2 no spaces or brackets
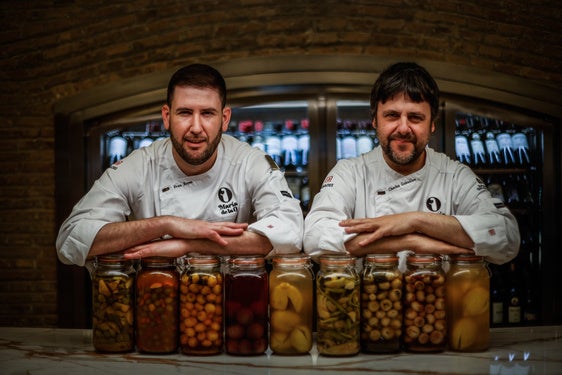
365,253,399,263
319,254,356,265
406,253,440,263
272,253,311,265
96,253,127,263
449,254,485,263
186,254,220,265
228,255,265,267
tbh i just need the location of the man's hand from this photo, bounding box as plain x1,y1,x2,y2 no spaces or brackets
169,218,248,245
124,238,191,259
340,213,418,247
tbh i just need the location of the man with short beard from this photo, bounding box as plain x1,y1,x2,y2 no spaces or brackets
57,64,303,266
303,62,519,266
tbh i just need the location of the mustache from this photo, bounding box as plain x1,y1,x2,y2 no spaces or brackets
389,133,416,142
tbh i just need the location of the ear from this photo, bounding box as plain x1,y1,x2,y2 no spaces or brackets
431,121,435,134
371,118,377,129
162,105,171,130
222,107,232,132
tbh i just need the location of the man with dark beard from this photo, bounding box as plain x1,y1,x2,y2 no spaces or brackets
57,64,303,266
303,62,519,266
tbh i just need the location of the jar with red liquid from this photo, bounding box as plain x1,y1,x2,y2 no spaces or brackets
360,253,403,353
269,253,314,355
403,254,447,353
135,256,179,354
91,254,135,353
180,254,223,355
225,255,268,355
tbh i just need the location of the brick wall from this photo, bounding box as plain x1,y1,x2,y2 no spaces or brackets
0,0,560,327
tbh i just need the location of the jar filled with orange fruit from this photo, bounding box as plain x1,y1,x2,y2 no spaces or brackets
136,256,179,354
446,254,490,352
179,254,223,355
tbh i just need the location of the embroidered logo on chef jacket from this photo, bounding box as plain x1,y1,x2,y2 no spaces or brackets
217,187,238,215
426,197,442,212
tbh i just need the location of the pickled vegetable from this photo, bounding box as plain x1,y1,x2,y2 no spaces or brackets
92,273,135,352
360,254,403,353
316,269,360,356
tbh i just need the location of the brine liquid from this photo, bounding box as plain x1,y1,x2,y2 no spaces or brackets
446,265,490,352
269,268,314,354
136,270,179,353
225,272,268,355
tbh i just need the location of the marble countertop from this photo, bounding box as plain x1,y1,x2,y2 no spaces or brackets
0,326,561,374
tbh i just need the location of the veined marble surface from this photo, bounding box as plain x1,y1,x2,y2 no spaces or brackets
0,326,560,374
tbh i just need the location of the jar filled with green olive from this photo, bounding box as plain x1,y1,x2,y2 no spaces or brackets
136,256,179,354
316,254,360,356
403,254,447,353
180,254,223,355
446,254,490,352
360,253,403,353
91,254,135,353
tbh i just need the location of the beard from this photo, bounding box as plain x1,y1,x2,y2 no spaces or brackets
381,133,428,165
169,124,223,166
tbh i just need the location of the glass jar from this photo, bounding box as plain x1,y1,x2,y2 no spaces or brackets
316,254,360,356
225,255,268,355
91,254,135,353
360,253,403,353
446,254,490,352
135,256,179,354
403,254,447,353
269,253,314,355
179,254,223,355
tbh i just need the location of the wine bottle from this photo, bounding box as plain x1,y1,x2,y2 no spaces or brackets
297,118,310,168
490,265,505,326
265,122,282,166
496,121,516,167
341,120,357,159
469,116,487,167
281,119,298,171
511,127,531,167
506,262,522,325
356,120,374,155
455,117,472,165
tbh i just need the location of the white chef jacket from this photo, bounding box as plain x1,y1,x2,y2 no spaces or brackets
303,146,520,265
57,135,304,266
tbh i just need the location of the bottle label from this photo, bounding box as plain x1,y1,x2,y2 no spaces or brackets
455,136,471,162
508,306,521,323
492,302,504,324
342,136,357,158
356,136,374,155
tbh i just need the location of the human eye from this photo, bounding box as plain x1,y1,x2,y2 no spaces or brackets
384,111,400,120
408,113,425,123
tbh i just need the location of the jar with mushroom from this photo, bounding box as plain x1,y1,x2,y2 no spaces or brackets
91,254,136,353
316,254,360,356
179,254,224,355
360,253,403,353
269,253,314,355
446,254,490,352
403,254,447,353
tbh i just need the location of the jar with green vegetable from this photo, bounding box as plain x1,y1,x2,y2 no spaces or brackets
316,254,360,356
91,253,135,353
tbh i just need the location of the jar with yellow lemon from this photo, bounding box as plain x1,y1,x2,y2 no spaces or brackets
446,254,490,352
269,254,314,355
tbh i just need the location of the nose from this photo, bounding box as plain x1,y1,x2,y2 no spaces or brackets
190,113,203,134
396,114,411,133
